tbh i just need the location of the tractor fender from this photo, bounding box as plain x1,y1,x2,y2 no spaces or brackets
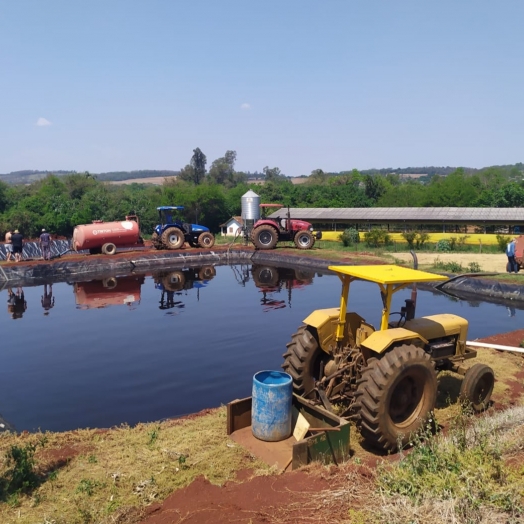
360,328,428,354
303,308,365,354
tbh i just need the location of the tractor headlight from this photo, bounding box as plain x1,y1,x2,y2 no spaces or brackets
309,226,313,231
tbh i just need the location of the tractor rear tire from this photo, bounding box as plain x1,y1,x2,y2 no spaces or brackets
162,271,186,292
161,227,185,249
252,225,279,250
198,232,215,249
354,344,437,452
459,363,494,412
198,266,216,280
282,326,328,398
294,231,315,250
101,243,117,255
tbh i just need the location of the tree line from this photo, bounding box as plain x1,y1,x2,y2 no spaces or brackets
0,148,523,239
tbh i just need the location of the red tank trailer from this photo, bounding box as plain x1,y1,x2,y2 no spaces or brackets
74,275,144,309
72,215,143,255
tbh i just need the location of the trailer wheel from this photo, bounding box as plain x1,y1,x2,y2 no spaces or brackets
198,232,215,249
161,227,185,249
162,271,186,292
294,231,315,250
198,266,216,280
354,344,437,451
282,325,328,398
459,363,494,412
102,277,118,289
252,225,279,249
101,243,117,255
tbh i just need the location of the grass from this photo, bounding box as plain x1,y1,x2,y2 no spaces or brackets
373,406,524,523
0,408,270,523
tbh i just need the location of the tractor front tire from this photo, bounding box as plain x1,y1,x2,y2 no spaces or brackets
294,231,315,250
282,326,328,398
252,225,279,250
459,363,494,412
162,271,186,292
354,344,437,452
198,232,215,249
161,227,185,249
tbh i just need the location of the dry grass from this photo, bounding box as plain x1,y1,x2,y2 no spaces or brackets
0,408,269,524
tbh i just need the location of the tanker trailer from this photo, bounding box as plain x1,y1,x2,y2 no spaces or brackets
72,215,144,255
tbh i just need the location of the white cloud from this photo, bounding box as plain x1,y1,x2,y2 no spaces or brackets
36,117,52,127
240,103,251,110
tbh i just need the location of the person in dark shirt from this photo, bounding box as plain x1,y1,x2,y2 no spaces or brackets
11,230,23,262
40,228,52,260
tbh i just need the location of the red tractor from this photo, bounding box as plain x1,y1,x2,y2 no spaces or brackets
250,204,321,250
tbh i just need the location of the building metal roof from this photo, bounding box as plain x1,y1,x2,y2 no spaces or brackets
268,207,524,223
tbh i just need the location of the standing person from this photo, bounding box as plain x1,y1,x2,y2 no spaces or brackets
506,237,518,273
40,228,52,261
11,229,24,262
4,230,13,262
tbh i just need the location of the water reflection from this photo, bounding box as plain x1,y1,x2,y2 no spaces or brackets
153,266,216,313
41,284,55,315
74,275,145,310
251,265,315,312
7,287,27,319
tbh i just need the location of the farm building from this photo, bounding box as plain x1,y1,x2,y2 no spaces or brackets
219,216,244,237
268,207,524,235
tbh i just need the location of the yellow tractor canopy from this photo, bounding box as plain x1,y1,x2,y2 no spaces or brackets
328,265,448,335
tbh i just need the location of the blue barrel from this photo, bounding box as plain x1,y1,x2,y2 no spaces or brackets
252,370,293,442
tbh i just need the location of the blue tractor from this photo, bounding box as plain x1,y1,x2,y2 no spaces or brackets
152,206,216,250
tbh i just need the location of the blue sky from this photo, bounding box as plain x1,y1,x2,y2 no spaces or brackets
1,1,522,177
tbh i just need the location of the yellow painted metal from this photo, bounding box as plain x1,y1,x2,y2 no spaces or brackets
328,265,447,332
336,275,350,342
321,231,501,246
360,328,427,354
303,308,365,354
404,314,469,355
328,265,448,285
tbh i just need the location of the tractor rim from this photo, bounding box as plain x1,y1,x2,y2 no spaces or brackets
259,231,273,245
389,371,425,427
297,233,310,247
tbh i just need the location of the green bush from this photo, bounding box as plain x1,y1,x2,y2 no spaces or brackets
339,227,360,247
363,228,391,247
468,262,482,273
436,239,452,252
433,257,464,273
496,234,512,253
401,231,430,249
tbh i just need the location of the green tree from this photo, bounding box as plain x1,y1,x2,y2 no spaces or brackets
208,150,237,187
179,148,207,185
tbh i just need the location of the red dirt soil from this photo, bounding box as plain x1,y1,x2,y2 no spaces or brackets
136,329,524,524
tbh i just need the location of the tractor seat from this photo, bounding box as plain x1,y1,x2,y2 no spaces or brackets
182,223,192,233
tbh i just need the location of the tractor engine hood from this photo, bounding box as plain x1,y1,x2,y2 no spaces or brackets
290,219,313,230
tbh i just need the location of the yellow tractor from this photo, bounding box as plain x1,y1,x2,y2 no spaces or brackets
282,265,495,451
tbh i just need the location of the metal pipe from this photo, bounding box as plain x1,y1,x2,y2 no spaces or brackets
466,341,524,354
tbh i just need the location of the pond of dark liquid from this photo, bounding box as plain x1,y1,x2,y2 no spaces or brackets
0,263,522,432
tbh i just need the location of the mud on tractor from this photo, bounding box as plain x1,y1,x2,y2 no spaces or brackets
250,204,322,250
282,265,495,451
152,206,215,250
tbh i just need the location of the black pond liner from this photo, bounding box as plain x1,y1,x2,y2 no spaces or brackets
0,244,522,303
